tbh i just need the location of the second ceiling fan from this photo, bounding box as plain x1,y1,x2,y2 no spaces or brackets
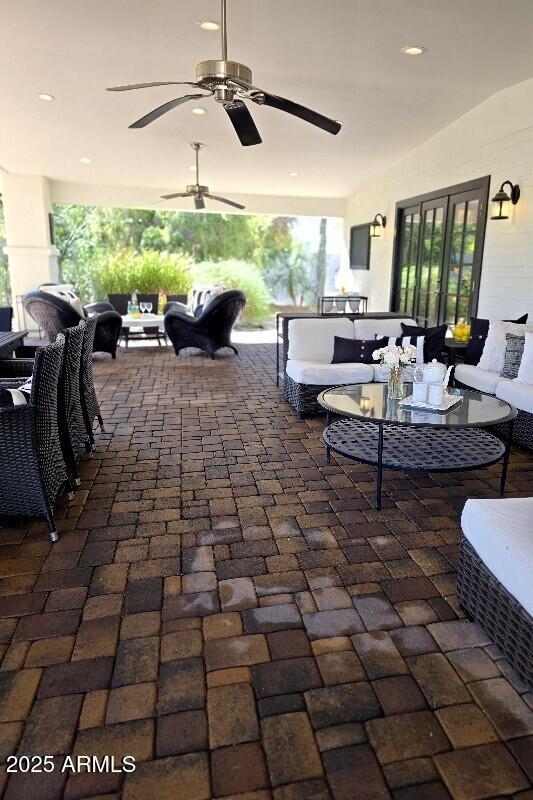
107,0,342,146
159,142,245,211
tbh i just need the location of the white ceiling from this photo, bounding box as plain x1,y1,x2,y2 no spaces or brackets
2,0,533,201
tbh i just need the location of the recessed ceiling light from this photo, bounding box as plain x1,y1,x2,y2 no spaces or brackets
191,107,207,115
80,157,92,164
37,93,55,102
289,171,299,177
196,20,220,31
401,45,427,56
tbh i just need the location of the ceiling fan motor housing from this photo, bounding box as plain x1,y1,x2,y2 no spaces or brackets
186,184,209,195
196,60,253,103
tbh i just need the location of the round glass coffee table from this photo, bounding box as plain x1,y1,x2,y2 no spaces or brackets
317,383,517,510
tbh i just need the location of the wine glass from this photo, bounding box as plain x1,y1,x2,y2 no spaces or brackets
146,302,153,315
139,302,147,314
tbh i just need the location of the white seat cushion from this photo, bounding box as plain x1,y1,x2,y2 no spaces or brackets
461,498,533,616
454,363,500,394
40,284,84,318
286,359,373,386
353,317,416,339
495,378,533,413
287,318,354,362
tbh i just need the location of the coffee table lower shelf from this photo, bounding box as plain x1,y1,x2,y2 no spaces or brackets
323,419,508,510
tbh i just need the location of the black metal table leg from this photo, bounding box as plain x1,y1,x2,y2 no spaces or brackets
325,409,332,463
376,422,384,510
500,418,514,496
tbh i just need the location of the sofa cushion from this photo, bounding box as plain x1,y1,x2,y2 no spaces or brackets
400,323,447,362
353,317,415,340
287,318,354,362
464,314,528,366
332,336,388,364
502,333,525,379
381,336,425,364
454,364,500,394
495,378,533,414
478,321,533,373
461,498,533,616
286,359,374,386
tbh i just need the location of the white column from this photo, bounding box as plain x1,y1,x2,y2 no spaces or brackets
2,174,60,330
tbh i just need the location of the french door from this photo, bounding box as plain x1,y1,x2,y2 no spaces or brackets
392,177,489,326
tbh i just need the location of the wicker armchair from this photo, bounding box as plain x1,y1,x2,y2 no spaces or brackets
80,316,105,442
23,291,122,358
164,290,246,358
0,339,67,541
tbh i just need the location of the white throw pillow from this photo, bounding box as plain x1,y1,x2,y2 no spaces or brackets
478,321,533,373
516,331,533,386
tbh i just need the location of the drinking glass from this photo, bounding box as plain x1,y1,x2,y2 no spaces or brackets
146,302,153,314
139,302,146,314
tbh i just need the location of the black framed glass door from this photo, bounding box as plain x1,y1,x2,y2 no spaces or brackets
392,177,489,326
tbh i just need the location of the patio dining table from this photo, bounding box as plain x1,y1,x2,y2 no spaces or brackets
0,330,28,358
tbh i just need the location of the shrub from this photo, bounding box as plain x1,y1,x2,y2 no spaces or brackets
192,260,272,325
97,249,192,296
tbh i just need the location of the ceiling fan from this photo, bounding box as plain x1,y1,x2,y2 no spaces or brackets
159,142,245,210
107,0,342,146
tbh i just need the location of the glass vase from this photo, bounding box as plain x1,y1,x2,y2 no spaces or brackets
387,366,404,400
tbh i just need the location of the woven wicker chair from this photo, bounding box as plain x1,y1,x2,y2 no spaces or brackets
0,324,91,486
164,290,246,358
80,316,105,442
0,307,12,332
23,290,122,358
0,339,67,541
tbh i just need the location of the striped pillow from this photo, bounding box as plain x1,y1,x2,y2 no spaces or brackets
501,333,525,379
380,335,425,364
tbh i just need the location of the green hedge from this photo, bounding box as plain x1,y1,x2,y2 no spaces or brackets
97,249,192,296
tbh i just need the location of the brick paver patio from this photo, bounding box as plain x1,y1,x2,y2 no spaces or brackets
1,342,533,799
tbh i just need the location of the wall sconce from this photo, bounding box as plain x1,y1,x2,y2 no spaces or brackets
491,180,520,220
370,213,387,237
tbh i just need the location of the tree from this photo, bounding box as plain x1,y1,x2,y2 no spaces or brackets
167,213,258,262
0,197,10,304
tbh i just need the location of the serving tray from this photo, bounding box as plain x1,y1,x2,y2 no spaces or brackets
400,392,464,414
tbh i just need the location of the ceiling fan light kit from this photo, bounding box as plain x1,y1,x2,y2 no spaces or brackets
107,0,342,146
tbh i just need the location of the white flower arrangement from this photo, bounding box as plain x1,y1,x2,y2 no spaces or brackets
372,343,417,368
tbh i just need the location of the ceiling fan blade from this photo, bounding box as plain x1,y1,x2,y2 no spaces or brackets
160,192,192,200
224,102,262,146
194,195,206,210
107,81,199,91
250,91,342,135
130,94,210,128
205,193,245,210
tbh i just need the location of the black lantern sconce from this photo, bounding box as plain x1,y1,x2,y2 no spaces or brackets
490,180,520,220
370,213,387,237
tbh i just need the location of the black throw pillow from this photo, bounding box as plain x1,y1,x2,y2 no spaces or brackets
331,336,389,364
464,314,528,366
400,323,447,362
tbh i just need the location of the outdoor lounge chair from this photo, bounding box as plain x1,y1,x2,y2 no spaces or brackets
164,289,246,358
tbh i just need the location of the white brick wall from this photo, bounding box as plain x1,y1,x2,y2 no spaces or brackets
345,77,533,320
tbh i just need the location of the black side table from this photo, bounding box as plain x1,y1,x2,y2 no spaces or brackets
444,339,468,366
